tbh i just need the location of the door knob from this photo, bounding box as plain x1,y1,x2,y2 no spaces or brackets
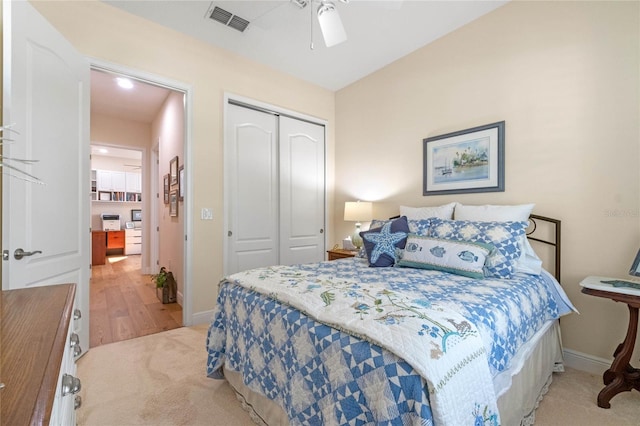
13,248,42,260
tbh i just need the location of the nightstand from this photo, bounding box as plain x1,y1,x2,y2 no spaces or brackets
327,248,359,261
580,276,640,408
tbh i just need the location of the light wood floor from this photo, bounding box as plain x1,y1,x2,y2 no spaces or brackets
90,255,182,348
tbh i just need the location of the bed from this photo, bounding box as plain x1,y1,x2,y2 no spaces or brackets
207,208,576,426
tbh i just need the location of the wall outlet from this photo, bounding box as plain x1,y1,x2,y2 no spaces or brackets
201,208,213,220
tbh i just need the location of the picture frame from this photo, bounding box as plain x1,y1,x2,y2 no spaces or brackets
163,174,170,204
423,121,505,196
630,248,640,277
131,209,142,222
178,165,184,201
98,191,111,201
170,156,179,186
169,190,178,217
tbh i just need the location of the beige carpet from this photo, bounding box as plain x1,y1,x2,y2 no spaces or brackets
77,325,640,426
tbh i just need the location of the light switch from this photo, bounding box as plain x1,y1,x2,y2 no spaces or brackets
201,208,213,220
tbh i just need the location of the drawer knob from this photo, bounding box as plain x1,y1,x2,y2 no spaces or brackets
74,309,82,320
74,395,82,410
61,374,81,396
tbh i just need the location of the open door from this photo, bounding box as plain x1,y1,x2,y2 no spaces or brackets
2,1,90,352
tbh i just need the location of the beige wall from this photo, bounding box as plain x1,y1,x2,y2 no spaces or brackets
153,91,185,301
31,0,336,318
335,1,640,363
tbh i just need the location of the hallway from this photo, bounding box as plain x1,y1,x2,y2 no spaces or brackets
90,255,182,348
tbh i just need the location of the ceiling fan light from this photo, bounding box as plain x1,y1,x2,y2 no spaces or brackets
317,1,347,47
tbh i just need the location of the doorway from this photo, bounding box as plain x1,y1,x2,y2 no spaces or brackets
89,67,187,347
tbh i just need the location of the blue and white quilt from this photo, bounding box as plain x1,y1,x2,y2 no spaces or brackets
207,258,574,426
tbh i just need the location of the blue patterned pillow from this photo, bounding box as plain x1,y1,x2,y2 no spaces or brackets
360,216,409,267
408,219,432,236
428,218,528,278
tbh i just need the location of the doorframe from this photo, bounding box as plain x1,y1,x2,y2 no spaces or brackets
90,59,194,326
223,92,328,277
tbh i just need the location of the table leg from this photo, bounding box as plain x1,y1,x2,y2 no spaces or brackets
598,304,640,408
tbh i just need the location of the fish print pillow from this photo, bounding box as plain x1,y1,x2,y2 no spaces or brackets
428,218,529,279
397,235,494,279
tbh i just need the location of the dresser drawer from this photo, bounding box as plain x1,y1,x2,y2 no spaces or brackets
107,230,125,249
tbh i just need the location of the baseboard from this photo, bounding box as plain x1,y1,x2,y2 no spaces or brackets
191,309,215,326
563,348,611,376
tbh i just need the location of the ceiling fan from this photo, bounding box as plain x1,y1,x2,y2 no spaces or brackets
302,0,349,48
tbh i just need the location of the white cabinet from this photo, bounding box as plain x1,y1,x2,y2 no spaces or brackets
125,228,142,255
126,171,141,193
96,169,124,191
93,169,141,203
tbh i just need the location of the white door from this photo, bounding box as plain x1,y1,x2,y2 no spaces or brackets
225,104,279,274
2,1,90,352
279,116,325,265
225,102,326,275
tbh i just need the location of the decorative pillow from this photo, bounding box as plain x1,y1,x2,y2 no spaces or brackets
428,218,529,279
360,216,410,267
408,219,432,236
397,235,493,279
400,203,456,220
453,203,542,275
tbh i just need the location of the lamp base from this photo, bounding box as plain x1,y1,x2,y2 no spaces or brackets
352,223,363,249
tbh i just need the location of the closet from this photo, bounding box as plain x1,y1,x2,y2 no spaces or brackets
225,101,326,275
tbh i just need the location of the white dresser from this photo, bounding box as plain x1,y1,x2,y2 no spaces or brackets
2,284,82,425
125,228,142,255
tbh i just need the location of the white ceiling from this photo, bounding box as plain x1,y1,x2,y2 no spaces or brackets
92,0,507,122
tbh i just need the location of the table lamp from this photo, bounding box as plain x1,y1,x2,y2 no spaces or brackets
344,201,373,249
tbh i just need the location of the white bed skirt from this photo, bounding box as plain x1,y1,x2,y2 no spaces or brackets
222,321,564,426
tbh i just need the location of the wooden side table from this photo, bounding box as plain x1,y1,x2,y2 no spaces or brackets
580,276,640,408
327,248,359,261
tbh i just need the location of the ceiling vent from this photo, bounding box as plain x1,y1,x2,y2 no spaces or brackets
208,6,250,32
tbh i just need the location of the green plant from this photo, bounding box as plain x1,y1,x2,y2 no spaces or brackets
151,266,169,288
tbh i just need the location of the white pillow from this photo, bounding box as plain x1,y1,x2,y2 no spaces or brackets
453,203,535,221
453,203,542,275
400,203,456,220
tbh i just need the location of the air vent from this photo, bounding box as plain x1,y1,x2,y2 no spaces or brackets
208,6,250,32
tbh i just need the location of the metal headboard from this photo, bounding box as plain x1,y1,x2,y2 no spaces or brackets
527,214,561,281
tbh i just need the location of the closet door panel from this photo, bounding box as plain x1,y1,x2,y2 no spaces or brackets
226,105,278,274
279,116,325,265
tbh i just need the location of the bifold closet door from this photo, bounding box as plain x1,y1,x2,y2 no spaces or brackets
226,104,279,274
279,116,325,265
225,103,326,275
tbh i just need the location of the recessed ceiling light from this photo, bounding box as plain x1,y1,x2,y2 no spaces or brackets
99,148,108,154
116,77,134,89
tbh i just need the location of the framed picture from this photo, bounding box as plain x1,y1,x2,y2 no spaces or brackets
178,165,184,201
131,209,142,222
423,121,505,196
98,191,111,201
170,156,179,186
169,190,178,217
163,174,170,204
